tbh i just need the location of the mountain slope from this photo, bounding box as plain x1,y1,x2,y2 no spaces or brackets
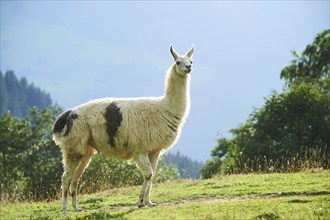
0,71,52,117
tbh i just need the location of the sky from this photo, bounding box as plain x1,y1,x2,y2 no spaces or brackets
1,1,329,162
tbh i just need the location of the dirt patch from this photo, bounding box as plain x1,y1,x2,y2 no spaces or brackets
99,191,329,211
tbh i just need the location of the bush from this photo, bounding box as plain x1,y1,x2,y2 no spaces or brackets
0,107,63,202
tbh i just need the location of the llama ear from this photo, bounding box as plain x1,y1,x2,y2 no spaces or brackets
170,45,179,61
185,44,195,58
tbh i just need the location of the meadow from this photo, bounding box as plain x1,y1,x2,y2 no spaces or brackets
1,171,329,219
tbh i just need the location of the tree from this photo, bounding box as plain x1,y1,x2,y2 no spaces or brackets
0,71,53,117
0,72,8,115
4,71,24,117
280,29,330,91
163,151,204,179
202,30,330,178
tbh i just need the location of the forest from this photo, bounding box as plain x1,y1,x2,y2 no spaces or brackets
0,30,329,203
0,71,52,117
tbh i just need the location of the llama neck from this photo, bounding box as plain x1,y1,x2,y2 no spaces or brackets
162,64,190,117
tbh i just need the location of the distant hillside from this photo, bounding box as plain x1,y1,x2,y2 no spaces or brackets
164,151,204,179
0,70,52,117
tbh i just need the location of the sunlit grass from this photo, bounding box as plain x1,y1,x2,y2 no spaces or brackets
1,171,329,219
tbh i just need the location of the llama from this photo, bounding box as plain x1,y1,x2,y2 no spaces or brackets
52,45,194,213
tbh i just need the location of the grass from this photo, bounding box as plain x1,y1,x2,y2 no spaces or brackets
1,171,329,219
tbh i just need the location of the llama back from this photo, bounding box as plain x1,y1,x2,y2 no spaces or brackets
52,97,185,159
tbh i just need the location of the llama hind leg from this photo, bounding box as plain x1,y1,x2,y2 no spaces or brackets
62,171,71,213
144,150,161,206
70,146,95,212
61,154,81,213
133,153,153,208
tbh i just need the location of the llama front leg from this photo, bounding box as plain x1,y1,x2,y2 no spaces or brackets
144,150,160,206
133,153,153,208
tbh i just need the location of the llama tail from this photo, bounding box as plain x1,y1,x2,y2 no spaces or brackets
52,109,72,135
53,109,79,145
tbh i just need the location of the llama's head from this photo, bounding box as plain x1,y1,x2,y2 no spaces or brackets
170,45,195,77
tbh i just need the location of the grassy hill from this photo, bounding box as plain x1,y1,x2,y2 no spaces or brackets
1,171,329,219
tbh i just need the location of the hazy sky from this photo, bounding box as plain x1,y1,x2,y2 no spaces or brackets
1,1,329,162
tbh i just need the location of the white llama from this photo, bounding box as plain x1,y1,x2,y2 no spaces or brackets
52,45,195,213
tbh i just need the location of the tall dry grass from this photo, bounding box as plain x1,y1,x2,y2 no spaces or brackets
225,146,329,174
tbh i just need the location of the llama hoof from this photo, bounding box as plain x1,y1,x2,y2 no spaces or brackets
74,207,82,212
146,201,157,207
137,204,145,208
138,198,145,208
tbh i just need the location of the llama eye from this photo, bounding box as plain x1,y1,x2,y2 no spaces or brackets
190,61,193,64
176,61,181,65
